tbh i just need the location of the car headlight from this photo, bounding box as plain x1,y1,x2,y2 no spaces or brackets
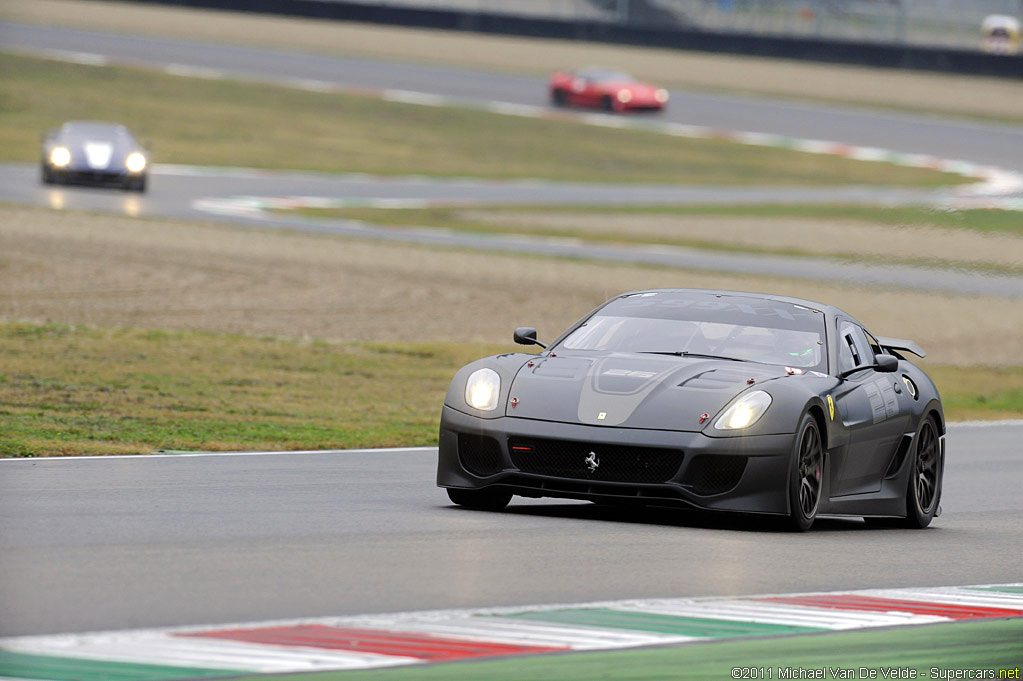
654,88,670,103
49,146,71,168
714,391,772,430
125,152,147,173
616,90,633,103
465,368,500,411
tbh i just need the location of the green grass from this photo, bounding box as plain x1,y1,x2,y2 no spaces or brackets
0,52,965,187
224,618,1023,681
284,203,1023,238
0,322,507,457
926,365,1023,421
0,322,1019,457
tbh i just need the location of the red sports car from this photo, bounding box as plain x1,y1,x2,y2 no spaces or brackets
549,68,669,113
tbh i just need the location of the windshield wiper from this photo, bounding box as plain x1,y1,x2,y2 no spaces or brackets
638,351,753,363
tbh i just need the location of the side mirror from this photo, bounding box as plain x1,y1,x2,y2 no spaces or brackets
875,354,899,373
513,326,547,349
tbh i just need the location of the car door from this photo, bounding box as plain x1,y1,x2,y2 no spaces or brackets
829,320,911,496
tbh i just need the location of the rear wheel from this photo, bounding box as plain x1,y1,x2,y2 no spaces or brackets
900,417,941,528
601,95,616,112
447,487,512,511
786,414,823,531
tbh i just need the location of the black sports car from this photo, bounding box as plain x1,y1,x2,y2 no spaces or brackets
41,121,148,192
437,289,945,531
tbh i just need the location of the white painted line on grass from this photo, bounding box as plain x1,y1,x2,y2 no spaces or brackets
0,446,437,462
163,63,226,80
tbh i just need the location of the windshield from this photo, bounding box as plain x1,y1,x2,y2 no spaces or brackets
579,69,633,82
557,293,827,370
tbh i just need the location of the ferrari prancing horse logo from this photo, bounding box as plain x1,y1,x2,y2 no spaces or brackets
585,451,600,473
827,394,835,421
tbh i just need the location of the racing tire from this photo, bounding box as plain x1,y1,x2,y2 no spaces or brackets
41,167,55,185
447,487,512,511
601,95,616,112
899,416,942,529
551,89,568,107
785,413,824,531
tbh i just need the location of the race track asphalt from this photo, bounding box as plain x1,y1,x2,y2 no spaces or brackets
0,422,1020,637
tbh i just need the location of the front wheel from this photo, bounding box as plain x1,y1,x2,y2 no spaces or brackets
551,88,568,107
786,414,824,531
125,176,147,193
601,95,616,112
447,487,512,511
900,417,942,528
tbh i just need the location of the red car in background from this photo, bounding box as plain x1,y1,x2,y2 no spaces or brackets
549,68,669,113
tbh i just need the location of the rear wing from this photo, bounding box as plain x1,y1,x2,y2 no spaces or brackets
876,336,926,359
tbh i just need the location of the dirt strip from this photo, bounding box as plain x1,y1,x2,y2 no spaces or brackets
1,205,1020,366
2,0,1021,121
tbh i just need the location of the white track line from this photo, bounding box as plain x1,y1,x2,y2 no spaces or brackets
0,446,436,462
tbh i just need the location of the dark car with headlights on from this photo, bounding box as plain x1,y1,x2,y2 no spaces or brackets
437,289,945,531
41,121,148,192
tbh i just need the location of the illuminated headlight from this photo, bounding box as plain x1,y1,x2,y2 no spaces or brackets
714,390,772,430
49,146,71,168
616,90,633,103
465,368,500,411
654,88,670,103
125,152,147,174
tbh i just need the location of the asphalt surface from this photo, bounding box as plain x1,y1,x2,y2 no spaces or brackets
4,22,1023,171
0,423,1020,637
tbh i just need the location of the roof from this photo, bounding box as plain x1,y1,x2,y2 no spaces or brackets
616,288,863,327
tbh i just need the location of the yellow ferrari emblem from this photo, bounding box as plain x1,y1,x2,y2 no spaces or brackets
827,395,835,421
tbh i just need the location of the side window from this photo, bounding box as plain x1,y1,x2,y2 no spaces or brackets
864,329,884,357
838,322,875,373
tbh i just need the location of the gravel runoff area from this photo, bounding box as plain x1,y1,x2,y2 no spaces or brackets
2,0,1022,122
2,204,1021,367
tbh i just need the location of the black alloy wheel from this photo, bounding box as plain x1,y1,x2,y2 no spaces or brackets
787,414,823,531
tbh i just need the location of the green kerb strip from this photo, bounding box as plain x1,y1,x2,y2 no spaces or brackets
972,585,1023,595
0,650,242,681
495,608,823,637
219,617,1023,681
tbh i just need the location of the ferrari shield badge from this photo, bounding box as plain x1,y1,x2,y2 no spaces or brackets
827,394,836,421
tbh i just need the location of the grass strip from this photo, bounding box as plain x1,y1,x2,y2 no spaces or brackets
222,618,1023,681
276,203,1023,275
0,322,1020,457
0,52,963,187
282,203,1023,238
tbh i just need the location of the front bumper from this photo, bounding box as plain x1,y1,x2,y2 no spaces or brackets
44,165,140,187
437,405,794,515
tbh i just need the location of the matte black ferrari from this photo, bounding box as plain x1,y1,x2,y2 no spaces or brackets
437,289,945,530
41,121,149,192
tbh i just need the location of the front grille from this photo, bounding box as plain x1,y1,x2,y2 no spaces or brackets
508,438,683,484
457,433,504,477
681,455,748,495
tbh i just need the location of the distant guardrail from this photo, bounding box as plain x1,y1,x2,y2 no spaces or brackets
121,0,1023,78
